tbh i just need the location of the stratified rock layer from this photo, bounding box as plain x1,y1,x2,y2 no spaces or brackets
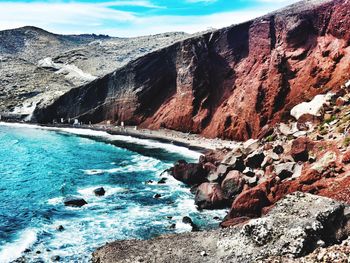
35,0,350,140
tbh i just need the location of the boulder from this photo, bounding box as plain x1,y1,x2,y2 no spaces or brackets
195,183,227,209
63,197,87,207
221,171,245,200
93,187,106,196
243,139,260,155
290,93,334,120
274,162,296,180
296,114,321,131
291,137,313,162
207,164,230,182
153,193,162,199
244,175,258,187
221,152,245,172
169,160,208,186
230,183,271,218
245,150,265,169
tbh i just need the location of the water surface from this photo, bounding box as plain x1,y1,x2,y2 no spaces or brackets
0,124,225,262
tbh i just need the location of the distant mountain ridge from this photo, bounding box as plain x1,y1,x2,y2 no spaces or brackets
0,26,188,116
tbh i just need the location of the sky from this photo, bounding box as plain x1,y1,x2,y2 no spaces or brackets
0,0,301,37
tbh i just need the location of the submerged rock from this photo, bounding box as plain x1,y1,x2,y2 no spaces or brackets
63,197,87,207
94,187,106,196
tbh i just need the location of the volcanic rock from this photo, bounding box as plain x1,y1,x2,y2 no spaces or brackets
291,137,314,162
195,183,227,209
92,193,350,263
221,171,245,200
169,160,208,186
93,187,106,196
63,197,87,207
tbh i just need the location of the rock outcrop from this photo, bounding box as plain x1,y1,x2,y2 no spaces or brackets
34,0,350,141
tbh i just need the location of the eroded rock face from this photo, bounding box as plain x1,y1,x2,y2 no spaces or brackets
34,0,350,141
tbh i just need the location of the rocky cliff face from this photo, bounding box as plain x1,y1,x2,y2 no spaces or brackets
34,0,350,140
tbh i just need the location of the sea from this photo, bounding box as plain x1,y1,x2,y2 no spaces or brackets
0,123,226,262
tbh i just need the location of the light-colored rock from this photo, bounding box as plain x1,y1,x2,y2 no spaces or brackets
290,93,334,120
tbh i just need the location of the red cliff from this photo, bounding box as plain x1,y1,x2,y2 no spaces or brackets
34,0,350,141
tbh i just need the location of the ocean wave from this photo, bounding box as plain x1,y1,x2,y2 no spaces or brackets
0,228,37,263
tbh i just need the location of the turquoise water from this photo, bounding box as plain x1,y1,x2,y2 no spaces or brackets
0,124,225,263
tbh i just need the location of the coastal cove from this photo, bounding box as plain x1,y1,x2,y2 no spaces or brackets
0,122,227,262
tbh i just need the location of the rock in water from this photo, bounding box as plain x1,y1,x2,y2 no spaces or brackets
93,187,106,196
182,216,199,232
169,160,208,186
63,197,87,207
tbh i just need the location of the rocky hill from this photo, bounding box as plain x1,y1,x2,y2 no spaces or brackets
33,0,350,140
0,26,188,117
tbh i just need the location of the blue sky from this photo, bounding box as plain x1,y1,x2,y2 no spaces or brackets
0,0,300,37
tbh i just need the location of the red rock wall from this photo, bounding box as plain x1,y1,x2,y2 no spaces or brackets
34,0,350,141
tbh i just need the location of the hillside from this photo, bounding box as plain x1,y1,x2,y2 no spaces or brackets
33,0,350,141
0,26,188,116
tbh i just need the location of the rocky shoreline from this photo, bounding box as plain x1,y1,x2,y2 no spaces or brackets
92,83,350,262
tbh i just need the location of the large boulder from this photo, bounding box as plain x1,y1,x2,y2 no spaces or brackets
229,182,271,218
221,171,245,200
169,160,208,186
245,150,265,169
195,183,227,209
291,137,314,162
63,196,87,207
290,93,334,120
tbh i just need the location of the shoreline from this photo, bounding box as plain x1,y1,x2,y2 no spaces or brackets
0,121,237,153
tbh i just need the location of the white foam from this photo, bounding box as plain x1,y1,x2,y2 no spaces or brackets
0,123,200,160
47,197,63,205
77,186,128,198
0,228,37,263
